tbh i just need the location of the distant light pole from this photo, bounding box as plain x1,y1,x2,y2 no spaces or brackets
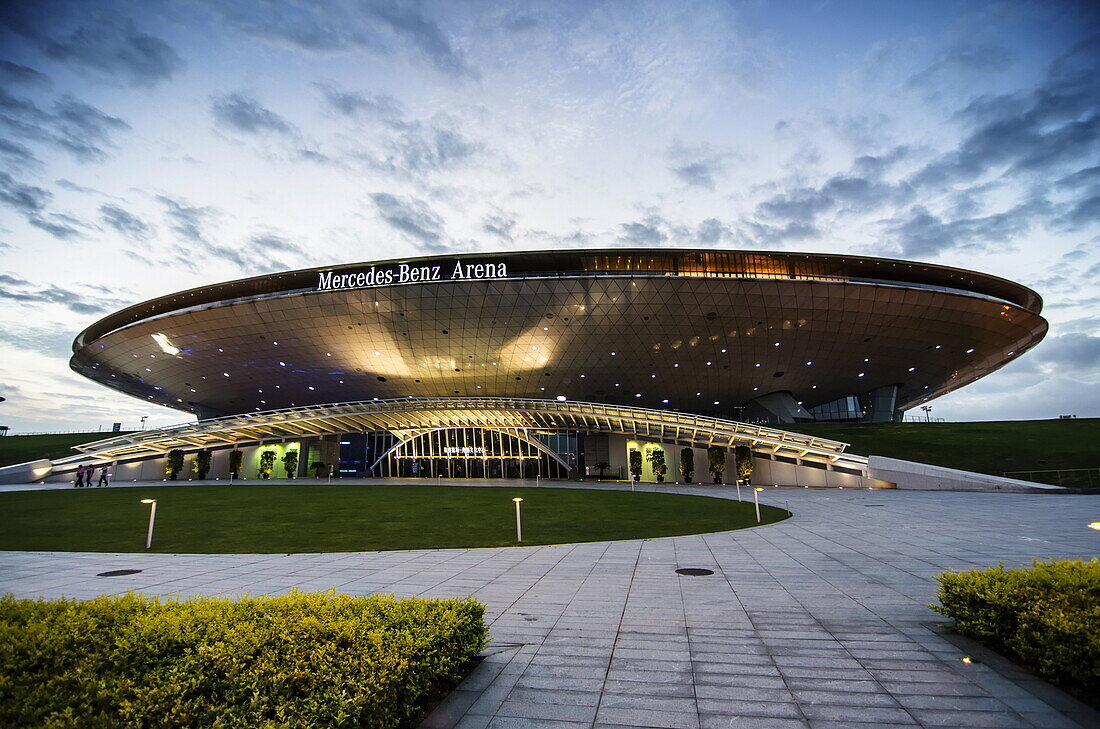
140,415,149,431
920,406,932,422
512,497,524,542
140,498,157,549
753,487,763,523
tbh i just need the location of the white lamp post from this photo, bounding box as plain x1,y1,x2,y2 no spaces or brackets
753,487,763,523
736,480,742,502
513,497,524,542
140,498,157,549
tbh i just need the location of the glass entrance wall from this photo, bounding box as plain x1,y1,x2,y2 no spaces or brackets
366,428,577,478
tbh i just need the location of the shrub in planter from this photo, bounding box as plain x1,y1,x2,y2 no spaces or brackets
735,445,753,484
281,449,298,479
679,448,694,484
164,449,184,481
593,461,610,479
628,449,642,482
648,447,667,483
931,558,1100,703
707,445,726,484
191,451,212,480
310,460,328,478
228,450,243,479
258,450,276,479
0,590,488,729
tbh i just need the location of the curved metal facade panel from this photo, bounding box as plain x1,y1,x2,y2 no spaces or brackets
70,249,1047,420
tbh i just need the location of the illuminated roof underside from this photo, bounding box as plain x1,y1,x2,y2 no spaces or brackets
65,397,868,470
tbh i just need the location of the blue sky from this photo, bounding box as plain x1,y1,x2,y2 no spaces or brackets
0,0,1098,432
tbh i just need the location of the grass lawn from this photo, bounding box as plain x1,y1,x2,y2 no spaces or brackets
0,432,133,468
0,483,786,553
781,418,1099,477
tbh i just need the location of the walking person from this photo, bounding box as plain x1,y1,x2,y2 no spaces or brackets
97,465,110,487
74,464,86,488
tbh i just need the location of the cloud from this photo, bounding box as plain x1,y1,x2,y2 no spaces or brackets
0,171,49,214
380,116,480,176
667,143,732,190
199,0,475,78
0,171,83,238
246,232,308,272
316,84,403,119
0,89,130,162
368,3,477,79
887,199,1049,258
369,192,446,247
99,203,155,240
156,194,217,242
617,219,667,246
0,59,50,87
911,37,1100,188
482,214,515,241
0,7,183,86
211,93,294,135
0,272,128,315
904,43,1014,97
696,218,732,244
754,174,910,228
0,322,75,359
0,138,38,166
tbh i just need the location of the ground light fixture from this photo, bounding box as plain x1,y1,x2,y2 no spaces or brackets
140,498,157,549
754,488,763,523
512,497,524,542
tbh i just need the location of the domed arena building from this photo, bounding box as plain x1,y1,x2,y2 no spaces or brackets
11,249,1049,486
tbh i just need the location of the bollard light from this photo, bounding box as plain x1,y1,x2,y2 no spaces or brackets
736,482,742,502
140,498,157,549
753,488,763,523
512,497,524,542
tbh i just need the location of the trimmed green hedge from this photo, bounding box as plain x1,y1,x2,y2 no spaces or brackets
931,558,1100,702
0,590,488,728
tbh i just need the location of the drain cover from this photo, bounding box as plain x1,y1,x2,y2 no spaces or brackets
675,568,715,576
97,569,143,577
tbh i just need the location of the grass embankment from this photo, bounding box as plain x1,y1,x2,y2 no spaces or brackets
0,431,133,468
0,483,787,553
781,419,1099,477
0,591,488,728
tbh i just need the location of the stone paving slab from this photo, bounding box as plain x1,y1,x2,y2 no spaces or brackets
1,484,1098,728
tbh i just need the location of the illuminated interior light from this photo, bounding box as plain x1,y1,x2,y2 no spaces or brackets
556,395,567,401
279,361,286,366
935,345,942,349
858,372,866,377
531,346,538,351
326,352,332,356
774,342,780,347
151,333,179,356
713,401,720,405
706,361,712,366
222,372,229,377
662,399,669,403
755,363,762,367
966,348,975,353
635,393,642,397
908,366,916,372
864,357,870,362
611,351,617,356
374,351,381,356
721,348,727,353
273,341,278,345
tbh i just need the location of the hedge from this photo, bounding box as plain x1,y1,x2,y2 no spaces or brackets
0,590,488,728
931,558,1100,702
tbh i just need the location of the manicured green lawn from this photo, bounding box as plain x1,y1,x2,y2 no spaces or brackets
781,418,1099,477
0,483,786,553
0,431,133,468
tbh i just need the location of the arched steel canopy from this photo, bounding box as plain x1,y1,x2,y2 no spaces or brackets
67,397,867,468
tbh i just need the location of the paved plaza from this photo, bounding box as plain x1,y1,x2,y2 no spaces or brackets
1,483,1098,728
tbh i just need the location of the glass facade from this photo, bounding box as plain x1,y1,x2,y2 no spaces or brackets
339,428,577,478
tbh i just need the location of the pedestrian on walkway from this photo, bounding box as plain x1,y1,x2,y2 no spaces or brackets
97,465,110,487
74,464,86,488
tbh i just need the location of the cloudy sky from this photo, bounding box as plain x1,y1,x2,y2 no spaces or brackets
1,0,1098,432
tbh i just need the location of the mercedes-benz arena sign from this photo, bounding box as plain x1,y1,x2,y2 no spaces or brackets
70,249,1046,424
